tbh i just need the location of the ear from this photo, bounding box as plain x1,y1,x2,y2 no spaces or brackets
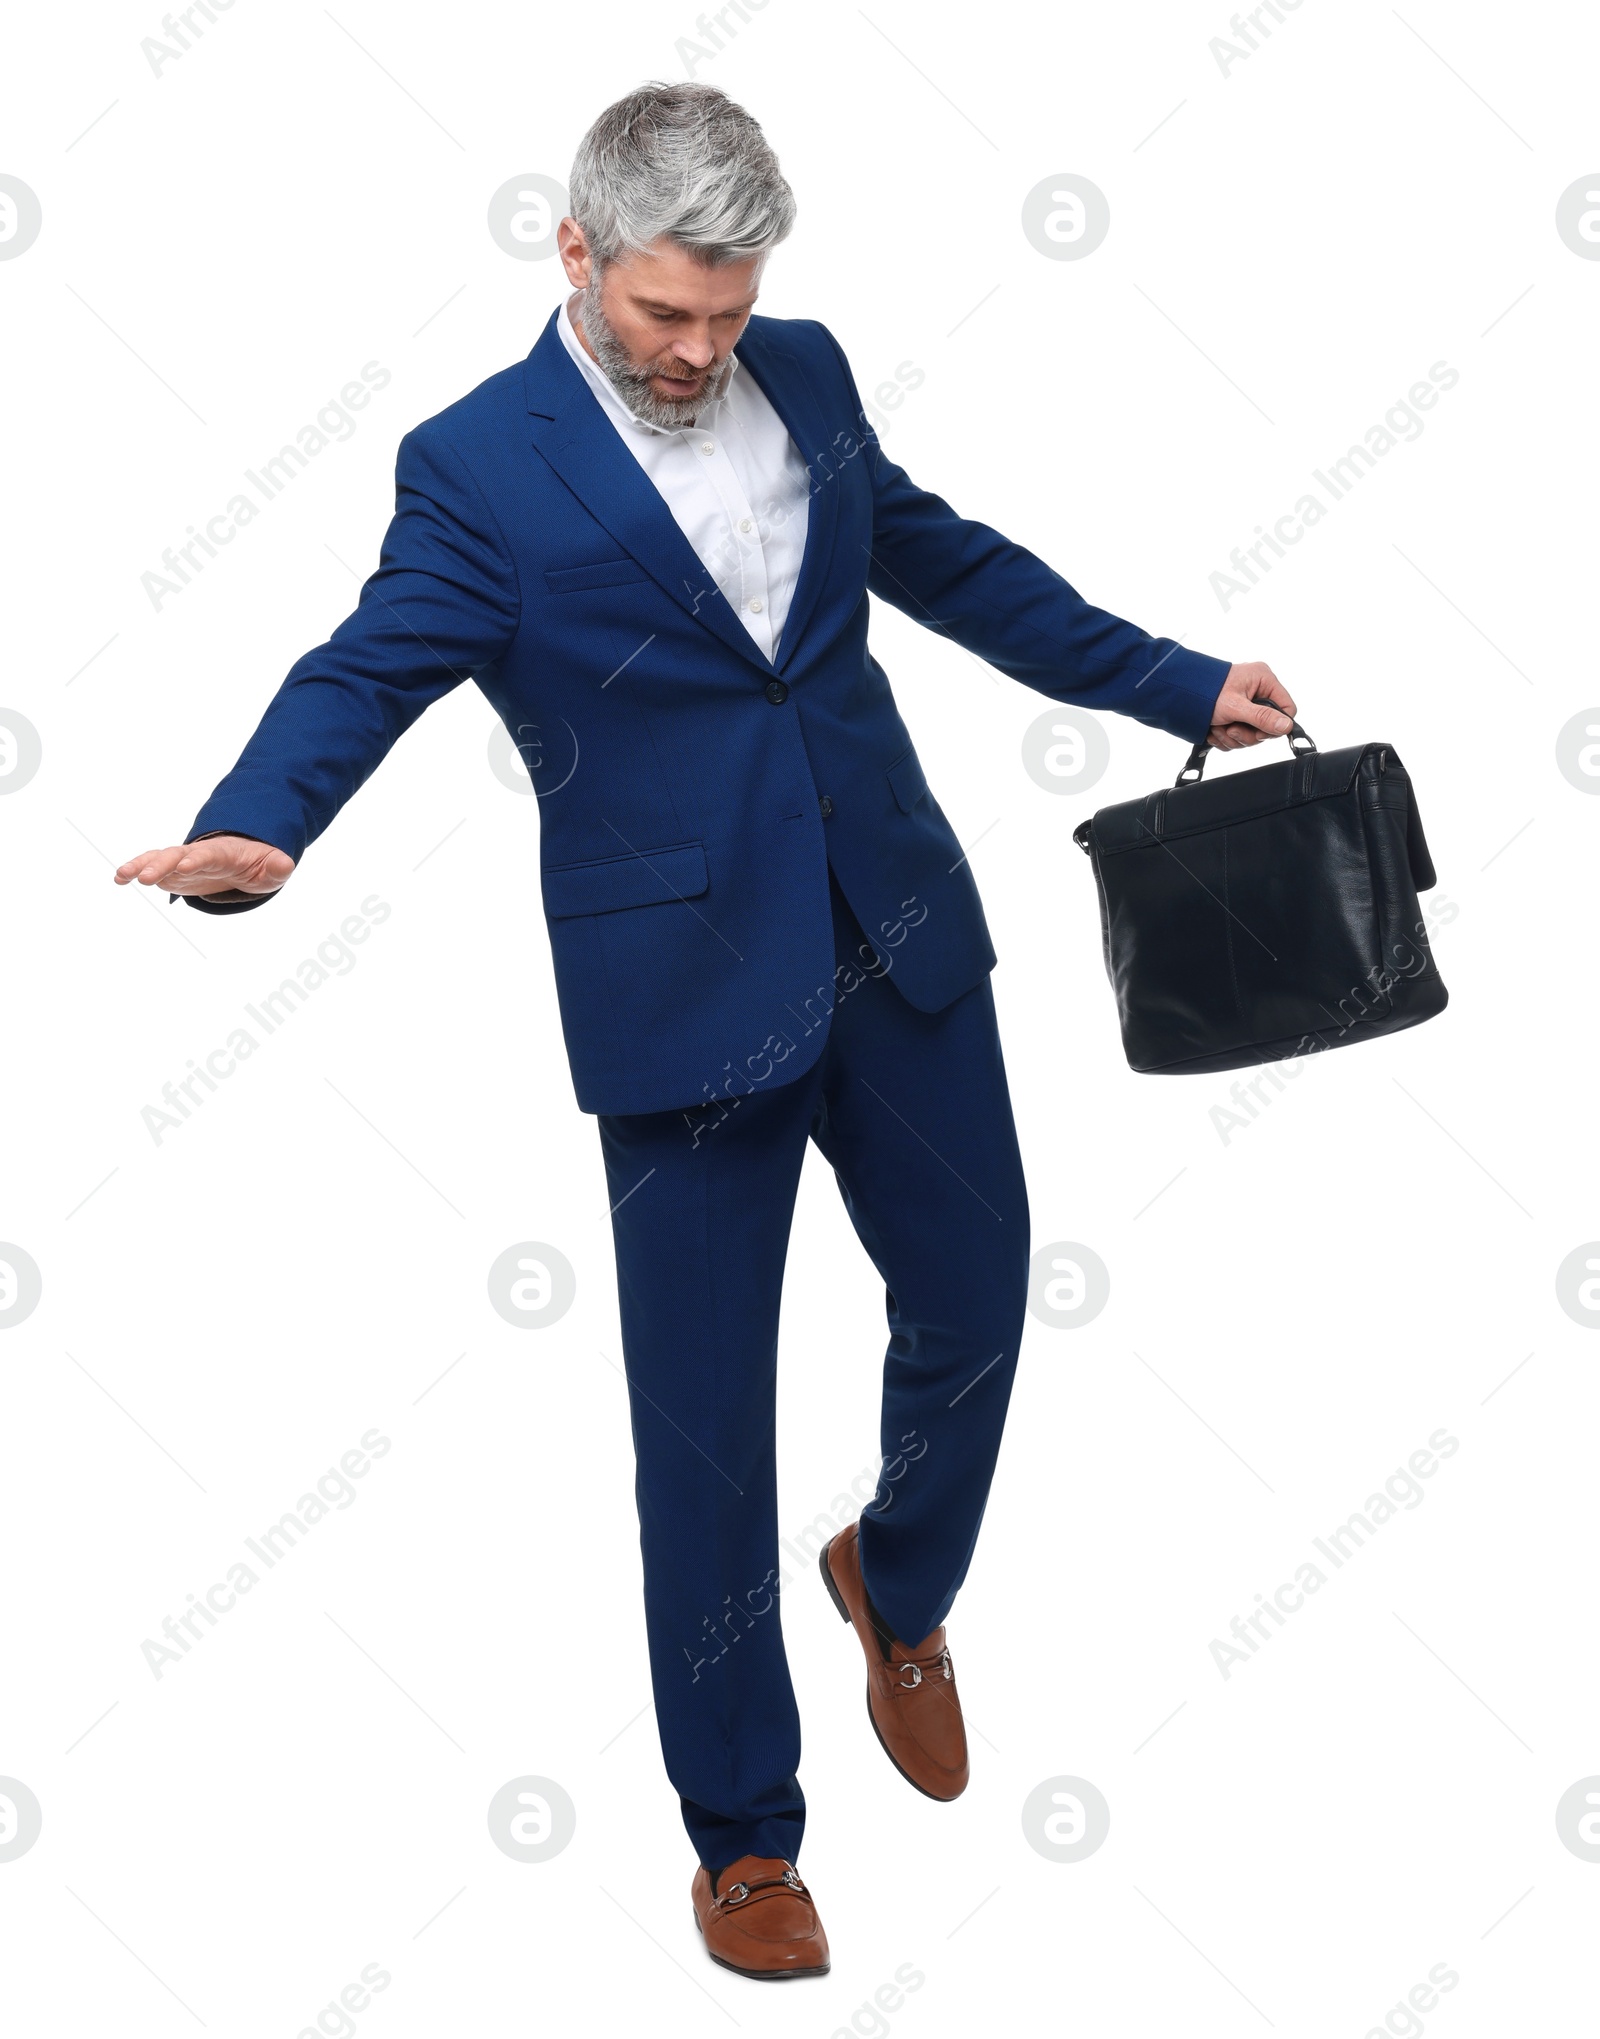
557,217,592,289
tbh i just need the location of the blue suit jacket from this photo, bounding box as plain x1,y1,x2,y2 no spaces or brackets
187,308,1228,1115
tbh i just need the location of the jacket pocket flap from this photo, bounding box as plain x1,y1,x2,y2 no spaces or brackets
542,840,708,917
886,746,929,814
544,556,652,594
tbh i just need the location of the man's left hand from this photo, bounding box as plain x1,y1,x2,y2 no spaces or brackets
1208,661,1297,750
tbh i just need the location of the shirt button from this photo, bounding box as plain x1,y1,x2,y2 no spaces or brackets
748,597,764,613
818,794,834,818
699,441,715,456
765,679,789,705
739,518,753,533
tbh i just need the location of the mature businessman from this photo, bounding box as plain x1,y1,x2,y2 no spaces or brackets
118,83,1296,1980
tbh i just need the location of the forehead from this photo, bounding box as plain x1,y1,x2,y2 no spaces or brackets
608,239,763,313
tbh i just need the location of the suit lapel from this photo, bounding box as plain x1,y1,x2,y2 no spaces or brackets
524,311,770,673
522,308,842,676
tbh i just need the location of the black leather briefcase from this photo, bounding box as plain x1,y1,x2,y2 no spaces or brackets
1072,725,1447,1075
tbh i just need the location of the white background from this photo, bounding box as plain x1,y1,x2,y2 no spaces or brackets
3,0,1598,2032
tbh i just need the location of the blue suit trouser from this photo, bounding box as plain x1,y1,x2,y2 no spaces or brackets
596,868,1030,1874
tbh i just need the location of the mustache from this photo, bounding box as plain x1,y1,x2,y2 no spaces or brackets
626,350,728,398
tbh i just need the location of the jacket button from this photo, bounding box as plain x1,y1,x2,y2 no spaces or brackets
765,679,789,705
818,794,834,818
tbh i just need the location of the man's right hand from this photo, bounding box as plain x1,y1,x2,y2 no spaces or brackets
115,834,296,899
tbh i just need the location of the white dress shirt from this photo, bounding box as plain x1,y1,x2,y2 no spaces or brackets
557,295,812,662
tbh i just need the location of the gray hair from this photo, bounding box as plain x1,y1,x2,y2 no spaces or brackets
568,82,796,271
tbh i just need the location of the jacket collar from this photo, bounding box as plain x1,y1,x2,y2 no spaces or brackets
521,306,840,675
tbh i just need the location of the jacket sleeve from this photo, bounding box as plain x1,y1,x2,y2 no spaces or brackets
819,326,1228,744
179,423,522,906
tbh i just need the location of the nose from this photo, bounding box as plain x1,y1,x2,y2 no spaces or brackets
669,331,716,372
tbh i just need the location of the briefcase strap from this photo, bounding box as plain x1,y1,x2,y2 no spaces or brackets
1175,720,1317,787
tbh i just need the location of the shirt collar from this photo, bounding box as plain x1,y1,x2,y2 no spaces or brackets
557,293,737,438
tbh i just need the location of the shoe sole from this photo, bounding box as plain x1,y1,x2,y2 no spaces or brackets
693,1911,829,1979
818,1537,965,1804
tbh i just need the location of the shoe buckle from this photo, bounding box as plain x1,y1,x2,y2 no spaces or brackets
897,1650,951,1688
721,1881,750,1906
782,1868,803,1892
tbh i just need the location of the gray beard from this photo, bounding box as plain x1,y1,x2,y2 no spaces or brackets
577,281,735,431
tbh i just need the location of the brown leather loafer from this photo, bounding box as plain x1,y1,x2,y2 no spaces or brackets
821,1520,969,1800
690,1855,830,1980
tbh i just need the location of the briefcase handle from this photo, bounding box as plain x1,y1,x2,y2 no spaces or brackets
1175,720,1317,787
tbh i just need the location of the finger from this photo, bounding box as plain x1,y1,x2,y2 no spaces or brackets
165,865,256,896
252,848,295,885
115,847,187,886
118,846,252,894
1246,665,1298,718
1235,693,1294,735
155,850,224,892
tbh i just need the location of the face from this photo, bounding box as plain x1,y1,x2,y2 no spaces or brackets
558,220,764,428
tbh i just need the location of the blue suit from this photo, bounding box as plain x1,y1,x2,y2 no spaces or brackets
187,308,1228,1872
189,308,1226,1114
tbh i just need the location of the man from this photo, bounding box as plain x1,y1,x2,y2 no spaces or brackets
117,82,1296,1980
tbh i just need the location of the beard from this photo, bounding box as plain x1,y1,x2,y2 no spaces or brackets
578,276,736,431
